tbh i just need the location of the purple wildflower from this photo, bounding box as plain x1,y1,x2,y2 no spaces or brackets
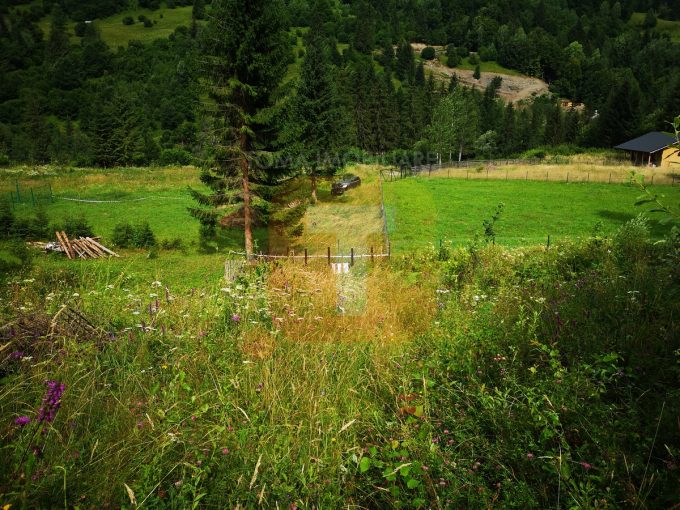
11,351,25,359
231,313,241,323
37,380,65,430
14,415,31,427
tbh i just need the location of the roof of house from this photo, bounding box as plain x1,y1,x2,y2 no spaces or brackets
614,132,677,153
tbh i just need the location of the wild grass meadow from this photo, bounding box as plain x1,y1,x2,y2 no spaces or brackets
1,165,679,508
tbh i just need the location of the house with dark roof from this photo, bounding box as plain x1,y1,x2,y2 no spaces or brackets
614,132,680,168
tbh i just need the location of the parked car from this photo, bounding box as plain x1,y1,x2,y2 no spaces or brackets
331,174,361,195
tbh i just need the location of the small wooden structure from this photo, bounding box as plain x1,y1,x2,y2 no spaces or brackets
614,132,680,168
55,231,119,259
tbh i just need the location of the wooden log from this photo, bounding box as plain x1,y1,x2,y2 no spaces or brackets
55,231,73,259
61,231,80,259
82,238,105,257
77,239,99,258
87,238,119,258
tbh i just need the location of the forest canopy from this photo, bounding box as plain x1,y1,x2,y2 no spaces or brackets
0,0,678,167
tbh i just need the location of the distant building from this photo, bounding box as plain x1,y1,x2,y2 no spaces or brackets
614,132,680,168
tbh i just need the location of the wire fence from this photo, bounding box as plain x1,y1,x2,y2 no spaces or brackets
4,181,54,208
381,161,679,186
227,246,390,265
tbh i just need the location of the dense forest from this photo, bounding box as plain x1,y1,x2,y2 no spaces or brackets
0,0,679,168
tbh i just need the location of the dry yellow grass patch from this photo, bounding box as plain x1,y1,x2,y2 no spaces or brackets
423,163,676,185
241,261,436,354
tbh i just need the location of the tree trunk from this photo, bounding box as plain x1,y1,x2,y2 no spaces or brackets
311,175,318,204
458,143,463,162
240,133,254,260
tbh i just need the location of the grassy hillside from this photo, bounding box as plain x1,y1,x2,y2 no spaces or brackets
383,178,680,251
630,12,680,41
35,5,194,47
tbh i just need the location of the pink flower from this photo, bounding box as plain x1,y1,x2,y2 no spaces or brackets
15,416,31,427
231,314,241,323
421,465,429,471
580,462,592,470
222,448,229,455
527,453,534,460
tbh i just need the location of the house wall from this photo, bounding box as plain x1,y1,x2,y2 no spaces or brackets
661,146,680,168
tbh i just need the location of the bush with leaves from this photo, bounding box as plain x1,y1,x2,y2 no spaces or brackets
111,221,156,248
420,46,436,60
54,215,95,239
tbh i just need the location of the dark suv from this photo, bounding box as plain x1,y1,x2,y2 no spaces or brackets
331,174,361,195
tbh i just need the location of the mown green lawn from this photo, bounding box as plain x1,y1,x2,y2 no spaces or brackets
383,178,680,252
3,166,266,254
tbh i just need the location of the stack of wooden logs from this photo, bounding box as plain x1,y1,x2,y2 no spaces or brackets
55,231,119,259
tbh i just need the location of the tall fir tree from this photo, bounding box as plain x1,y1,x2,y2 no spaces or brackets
190,0,290,258
283,30,348,202
395,41,415,82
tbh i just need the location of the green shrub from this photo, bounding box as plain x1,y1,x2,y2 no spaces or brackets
158,148,193,166
55,215,95,239
133,222,156,248
0,240,32,277
468,52,480,65
479,44,497,61
122,16,134,25
0,204,50,240
111,221,157,248
420,46,436,60
160,238,184,250
446,53,459,67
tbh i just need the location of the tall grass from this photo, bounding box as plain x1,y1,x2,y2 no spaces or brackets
1,216,679,508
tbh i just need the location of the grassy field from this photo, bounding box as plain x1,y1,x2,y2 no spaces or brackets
35,5,194,48
630,12,680,41
383,177,680,252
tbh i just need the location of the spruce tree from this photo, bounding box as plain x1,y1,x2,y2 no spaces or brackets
192,0,205,20
283,31,348,202
190,0,289,258
395,41,415,82
473,64,481,80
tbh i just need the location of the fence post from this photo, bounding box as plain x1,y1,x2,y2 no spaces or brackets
506,169,508,181
609,172,611,184
388,241,391,258
350,248,354,267
327,246,331,265
587,172,590,183
567,172,569,183
547,235,550,249
304,248,308,265
526,171,528,181
651,174,654,185
371,246,374,263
